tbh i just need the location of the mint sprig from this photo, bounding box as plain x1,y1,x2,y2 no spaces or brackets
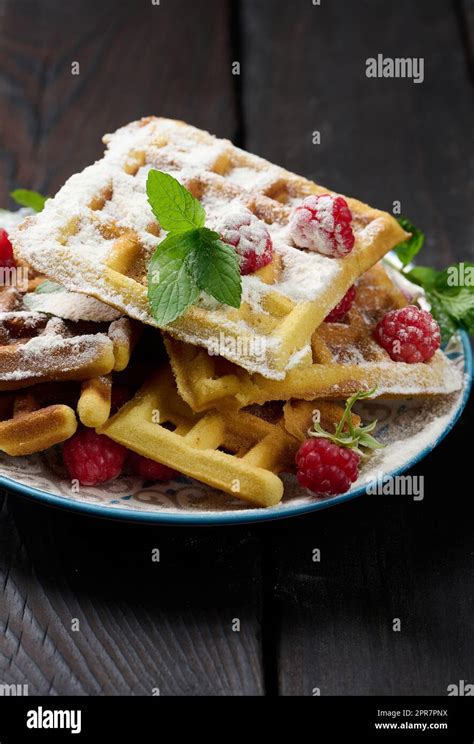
147,170,205,233
309,388,384,459
10,189,49,213
391,218,474,343
146,171,242,325
393,217,425,267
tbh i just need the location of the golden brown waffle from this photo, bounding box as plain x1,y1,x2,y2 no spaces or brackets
0,383,78,455
0,287,138,394
164,264,463,411
98,365,350,508
12,117,408,380
283,399,361,443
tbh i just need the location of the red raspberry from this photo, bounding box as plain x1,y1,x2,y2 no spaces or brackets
63,428,127,486
325,285,357,322
219,207,274,274
296,438,360,496
128,452,178,481
374,306,441,363
290,194,355,258
0,229,16,268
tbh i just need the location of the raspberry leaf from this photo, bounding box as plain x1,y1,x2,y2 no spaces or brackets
310,388,384,459
393,217,425,267
10,189,49,213
146,170,206,233
147,233,200,326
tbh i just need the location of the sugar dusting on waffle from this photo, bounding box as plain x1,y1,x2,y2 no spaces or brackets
12,117,407,379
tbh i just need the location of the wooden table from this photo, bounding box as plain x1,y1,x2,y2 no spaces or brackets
0,0,472,696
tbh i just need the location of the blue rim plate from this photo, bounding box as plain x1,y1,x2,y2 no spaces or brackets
1,333,472,526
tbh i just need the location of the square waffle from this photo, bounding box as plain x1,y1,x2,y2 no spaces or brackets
0,286,137,392
98,365,353,508
164,264,463,411
12,117,408,380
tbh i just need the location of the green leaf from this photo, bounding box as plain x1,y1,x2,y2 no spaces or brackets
146,170,206,233
433,262,474,295
10,189,49,213
434,288,474,322
406,265,438,290
393,217,425,268
186,228,242,308
35,280,63,294
311,387,384,458
147,234,200,326
356,430,385,451
425,291,458,344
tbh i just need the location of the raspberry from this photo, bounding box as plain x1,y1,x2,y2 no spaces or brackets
219,207,274,274
374,306,441,363
296,438,360,497
0,229,16,268
290,194,355,258
128,452,178,481
63,428,127,486
325,285,357,322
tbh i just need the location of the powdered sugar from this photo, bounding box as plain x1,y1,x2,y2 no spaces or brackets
11,117,406,378
289,194,354,257
0,208,33,232
24,289,122,322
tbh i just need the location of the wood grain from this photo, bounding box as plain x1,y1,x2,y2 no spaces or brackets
0,495,264,695
0,0,238,205
0,0,264,696
240,0,474,695
241,0,473,267
0,0,472,698
272,404,474,695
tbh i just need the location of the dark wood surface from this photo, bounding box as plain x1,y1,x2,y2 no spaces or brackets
0,0,472,696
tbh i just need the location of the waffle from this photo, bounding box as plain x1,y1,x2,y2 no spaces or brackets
283,399,361,443
164,264,463,411
98,365,351,507
0,286,138,392
0,383,78,456
12,117,408,380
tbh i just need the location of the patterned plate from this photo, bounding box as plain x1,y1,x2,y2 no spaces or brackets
0,333,471,525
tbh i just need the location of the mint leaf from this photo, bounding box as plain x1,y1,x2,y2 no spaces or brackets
10,189,48,212
146,170,205,233
147,234,200,325
35,280,63,294
186,228,242,308
434,288,474,326
433,262,474,295
406,266,438,290
406,262,474,342
425,291,458,344
393,217,425,268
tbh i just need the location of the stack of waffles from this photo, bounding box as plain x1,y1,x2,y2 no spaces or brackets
6,118,462,508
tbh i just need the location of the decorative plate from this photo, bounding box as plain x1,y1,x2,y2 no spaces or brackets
0,333,471,525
